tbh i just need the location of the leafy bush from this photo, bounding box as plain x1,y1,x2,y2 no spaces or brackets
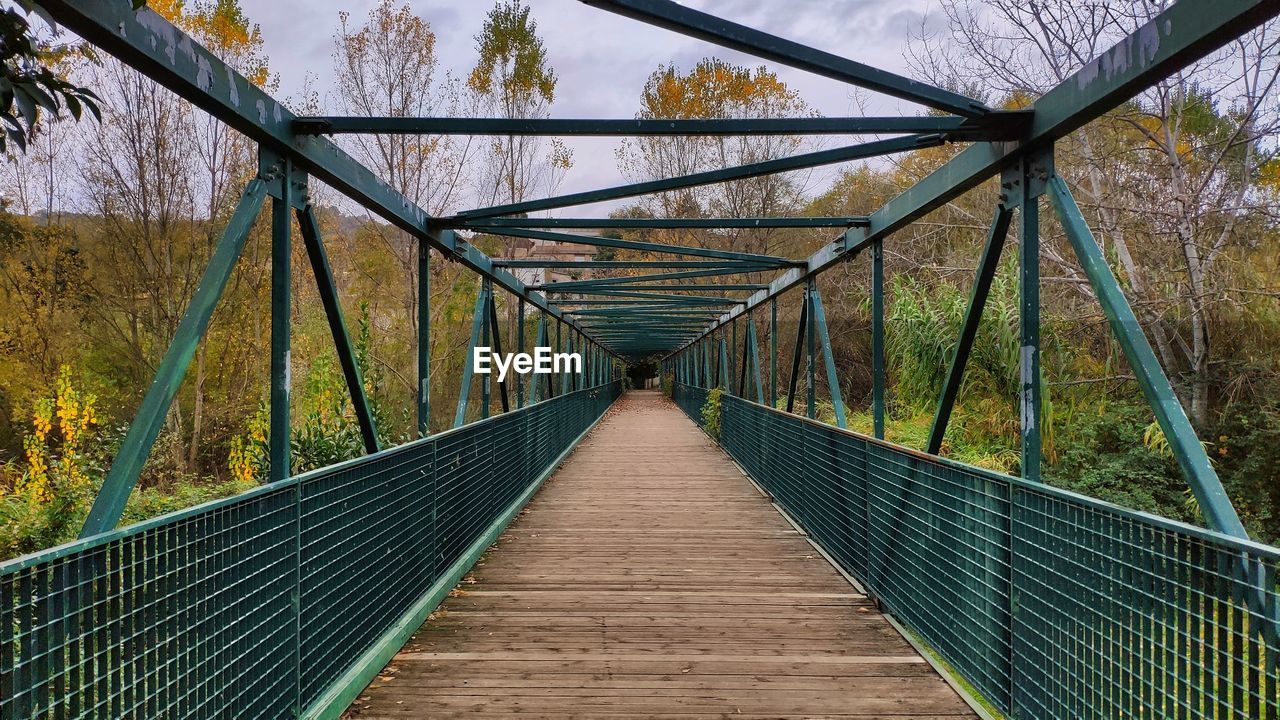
1045,403,1193,524
701,387,723,439
0,366,101,557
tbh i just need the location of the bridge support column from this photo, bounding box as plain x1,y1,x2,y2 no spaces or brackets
1017,157,1043,482
454,283,488,428
806,280,817,419
770,297,778,409
517,299,526,407
418,236,431,437
269,156,295,484
871,240,885,439
809,286,847,428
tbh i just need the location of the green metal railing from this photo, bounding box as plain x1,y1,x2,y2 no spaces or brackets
0,381,621,719
673,384,1280,720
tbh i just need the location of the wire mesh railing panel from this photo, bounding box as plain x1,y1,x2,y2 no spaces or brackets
862,439,1013,707
0,485,297,719
1012,484,1280,720
297,442,435,705
673,383,708,423
680,385,1280,719
1,380,621,718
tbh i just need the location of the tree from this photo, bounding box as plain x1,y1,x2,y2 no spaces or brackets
332,0,472,414
0,4,101,154
615,58,816,258
909,0,1280,425
469,0,569,214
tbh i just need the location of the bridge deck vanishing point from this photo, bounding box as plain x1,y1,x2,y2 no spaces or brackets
344,390,977,718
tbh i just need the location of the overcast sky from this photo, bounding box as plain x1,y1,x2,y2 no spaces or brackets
246,0,946,214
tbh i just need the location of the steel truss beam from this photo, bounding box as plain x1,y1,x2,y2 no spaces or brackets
453,134,944,220
1047,176,1246,538
927,206,1012,454
294,115,1024,139
454,284,489,428
475,217,868,230
79,181,267,537
34,0,605,348
809,287,847,429
472,226,793,266
298,205,381,455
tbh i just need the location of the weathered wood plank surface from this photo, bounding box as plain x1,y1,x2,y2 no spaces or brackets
345,390,975,718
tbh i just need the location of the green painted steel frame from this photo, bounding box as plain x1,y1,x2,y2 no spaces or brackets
298,205,380,454
78,180,268,537
927,206,1013,455
295,115,1022,140
23,0,1280,715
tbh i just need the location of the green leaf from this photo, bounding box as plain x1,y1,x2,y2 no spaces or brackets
5,126,26,153
12,85,37,127
80,94,101,123
24,80,59,113
64,93,81,121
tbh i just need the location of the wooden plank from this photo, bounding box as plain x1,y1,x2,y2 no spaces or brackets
344,391,975,719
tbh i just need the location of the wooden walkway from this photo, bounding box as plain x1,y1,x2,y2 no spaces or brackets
346,390,976,718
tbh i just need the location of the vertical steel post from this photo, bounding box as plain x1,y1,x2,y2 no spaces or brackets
269,157,293,484
481,280,492,419
871,239,885,439
810,287,847,428
453,284,488,428
418,239,430,437
731,319,738,395
555,319,563,397
516,298,525,408
806,281,816,420
706,341,713,387
719,337,729,391
1019,160,1042,481
770,296,778,409
746,317,765,405
528,314,547,403
561,324,572,396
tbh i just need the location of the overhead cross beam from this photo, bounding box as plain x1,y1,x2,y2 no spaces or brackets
293,115,1029,140
467,216,869,230
453,134,944,220
495,260,772,269
473,226,794,265
535,267,771,290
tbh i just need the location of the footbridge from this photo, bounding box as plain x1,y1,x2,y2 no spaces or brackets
4,1,1280,718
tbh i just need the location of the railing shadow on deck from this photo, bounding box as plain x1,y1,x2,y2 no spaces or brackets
0,381,622,719
673,382,1280,720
